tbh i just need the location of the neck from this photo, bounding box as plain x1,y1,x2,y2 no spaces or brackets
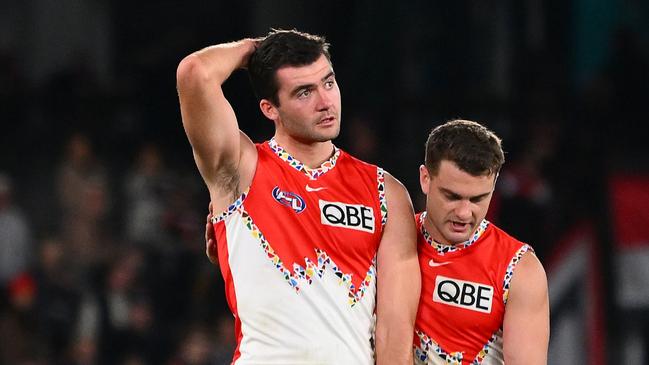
421,219,452,247
273,134,335,169
421,211,477,247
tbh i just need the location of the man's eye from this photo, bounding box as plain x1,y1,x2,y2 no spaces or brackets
298,90,311,98
324,80,335,89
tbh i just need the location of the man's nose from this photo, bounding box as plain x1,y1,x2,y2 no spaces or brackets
454,200,472,220
316,89,333,110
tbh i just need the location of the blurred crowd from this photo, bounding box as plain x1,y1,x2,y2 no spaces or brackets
0,132,235,364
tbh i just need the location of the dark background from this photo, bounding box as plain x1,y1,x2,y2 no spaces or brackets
1,1,648,364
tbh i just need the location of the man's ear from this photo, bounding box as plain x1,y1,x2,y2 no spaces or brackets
492,171,500,191
259,99,279,121
419,165,430,195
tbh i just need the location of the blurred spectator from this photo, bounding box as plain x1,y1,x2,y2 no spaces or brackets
93,249,144,364
117,297,164,364
56,133,113,288
124,142,173,251
163,181,203,250
497,120,559,261
149,178,206,324
57,133,107,216
0,172,32,291
66,335,98,365
169,324,217,365
33,237,81,363
0,273,46,363
212,315,236,364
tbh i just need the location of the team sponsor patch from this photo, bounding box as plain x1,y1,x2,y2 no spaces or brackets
272,186,306,213
319,199,375,233
433,275,493,313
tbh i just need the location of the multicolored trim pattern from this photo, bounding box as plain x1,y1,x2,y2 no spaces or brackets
415,329,501,365
210,189,249,224
419,212,489,255
239,207,375,307
268,138,340,180
377,168,387,227
502,244,533,304
415,330,463,365
472,330,501,364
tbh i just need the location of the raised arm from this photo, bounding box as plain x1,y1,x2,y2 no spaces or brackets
375,173,421,365
176,39,258,211
503,252,550,364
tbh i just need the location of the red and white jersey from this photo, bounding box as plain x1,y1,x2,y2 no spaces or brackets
211,139,387,364
413,212,532,365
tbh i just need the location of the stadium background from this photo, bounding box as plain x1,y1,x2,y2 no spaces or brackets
1,1,648,364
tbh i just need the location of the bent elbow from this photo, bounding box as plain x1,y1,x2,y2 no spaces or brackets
176,54,210,90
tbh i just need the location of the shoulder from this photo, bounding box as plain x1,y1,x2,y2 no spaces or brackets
383,171,410,202
381,171,415,228
514,251,546,281
509,250,548,302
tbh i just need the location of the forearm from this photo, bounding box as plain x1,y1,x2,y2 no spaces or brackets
375,255,420,365
179,39,256,87
376,335,413,365
375,302,417,364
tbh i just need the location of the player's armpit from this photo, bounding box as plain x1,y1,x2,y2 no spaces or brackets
375,172,420,365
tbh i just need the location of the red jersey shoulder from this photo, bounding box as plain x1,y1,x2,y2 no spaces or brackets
335,150,380,181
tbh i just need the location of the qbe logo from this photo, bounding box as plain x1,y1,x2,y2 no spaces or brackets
319,200,375,233
433,275,493,313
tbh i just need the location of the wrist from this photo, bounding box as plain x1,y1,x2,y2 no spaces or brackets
236,38,257,69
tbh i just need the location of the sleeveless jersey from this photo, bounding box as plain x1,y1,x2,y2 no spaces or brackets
211,139,387,364
413,212,532,365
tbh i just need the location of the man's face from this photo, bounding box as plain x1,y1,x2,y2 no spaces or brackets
270,54,341,143
419,160,496,245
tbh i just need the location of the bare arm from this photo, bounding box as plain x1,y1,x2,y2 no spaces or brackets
375,173,420,365
176,39,258,210
503,252,550,364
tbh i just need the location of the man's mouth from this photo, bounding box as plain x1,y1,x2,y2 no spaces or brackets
318,116,336,125
450,221,471,232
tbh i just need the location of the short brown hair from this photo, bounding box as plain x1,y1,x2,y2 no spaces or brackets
424,119,504,177
248,29,331,106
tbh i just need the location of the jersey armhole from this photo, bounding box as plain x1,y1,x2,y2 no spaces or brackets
210,188,249,224
502,244,534,304
377,167,387,228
